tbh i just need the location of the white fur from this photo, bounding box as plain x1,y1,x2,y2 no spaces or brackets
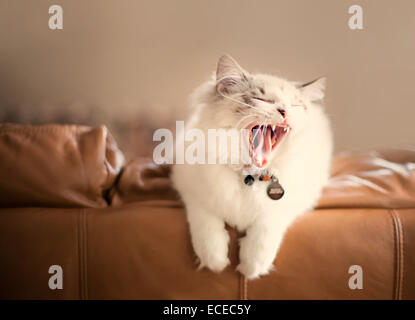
171,55,333,279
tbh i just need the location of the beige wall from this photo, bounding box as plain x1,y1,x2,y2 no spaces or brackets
0,0,414,152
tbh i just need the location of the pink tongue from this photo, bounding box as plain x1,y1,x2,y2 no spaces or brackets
253,126,272,167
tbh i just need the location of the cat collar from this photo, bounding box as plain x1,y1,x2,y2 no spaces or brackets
244,172,284,200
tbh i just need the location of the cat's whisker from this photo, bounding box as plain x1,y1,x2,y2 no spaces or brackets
233,93,278,118
235,114,257,130
290,104,307,110
219,92,270,117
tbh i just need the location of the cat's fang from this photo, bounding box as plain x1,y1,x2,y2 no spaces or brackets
246,123,289,167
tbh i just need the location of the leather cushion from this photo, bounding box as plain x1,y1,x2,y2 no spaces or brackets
319,149,415,209
0,124,124,208
110,150,415,210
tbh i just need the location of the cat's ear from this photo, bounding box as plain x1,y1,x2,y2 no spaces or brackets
298,77,326,101
216,55,249,94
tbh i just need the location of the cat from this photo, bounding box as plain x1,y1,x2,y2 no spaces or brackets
171,55,333,279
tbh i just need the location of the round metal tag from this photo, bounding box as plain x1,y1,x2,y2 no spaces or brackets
267,181,284,200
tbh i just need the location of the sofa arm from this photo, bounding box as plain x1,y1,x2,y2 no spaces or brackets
0,124,125,208
1,204,414,299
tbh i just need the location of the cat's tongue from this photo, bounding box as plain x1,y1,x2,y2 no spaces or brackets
252,126,272,168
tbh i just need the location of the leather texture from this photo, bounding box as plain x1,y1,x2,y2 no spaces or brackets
0,124,414,299
318,149,415,209
0,124,124,208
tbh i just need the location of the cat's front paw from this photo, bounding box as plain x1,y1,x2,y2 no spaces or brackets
198,253,230,273
236,261,274,280
237,238,276,279
194,231,230,273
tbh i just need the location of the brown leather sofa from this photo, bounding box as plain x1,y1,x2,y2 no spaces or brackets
0,124,414,300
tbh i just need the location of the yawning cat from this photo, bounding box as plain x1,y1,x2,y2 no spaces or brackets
171,55,333,279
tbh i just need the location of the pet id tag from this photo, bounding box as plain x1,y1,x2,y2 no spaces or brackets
267,180,284,200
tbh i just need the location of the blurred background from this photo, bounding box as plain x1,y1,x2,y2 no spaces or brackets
0,0,414,159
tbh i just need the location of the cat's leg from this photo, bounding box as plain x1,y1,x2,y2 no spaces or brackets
237,216,290,279
187,207,230,273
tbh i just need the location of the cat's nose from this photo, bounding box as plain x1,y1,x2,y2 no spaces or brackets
278,108,286,118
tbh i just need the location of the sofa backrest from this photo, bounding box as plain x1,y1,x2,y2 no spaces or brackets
0,124,124,208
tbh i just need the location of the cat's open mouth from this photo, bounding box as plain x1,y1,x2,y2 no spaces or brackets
247,124,289,167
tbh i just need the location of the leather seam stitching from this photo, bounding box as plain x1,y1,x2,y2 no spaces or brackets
390,209,403,300
390,209,399,300
78,210,85,300
76,210,82,300
392,209,404,300
400,211,406,299
244,277,248,300
83,209,89,300
239,275,247,300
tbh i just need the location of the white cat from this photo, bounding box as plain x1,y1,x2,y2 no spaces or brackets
171,55,333,279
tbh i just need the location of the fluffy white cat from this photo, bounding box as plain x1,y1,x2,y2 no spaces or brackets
171,55,333,279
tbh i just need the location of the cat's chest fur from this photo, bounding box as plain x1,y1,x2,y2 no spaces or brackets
187,156,296,231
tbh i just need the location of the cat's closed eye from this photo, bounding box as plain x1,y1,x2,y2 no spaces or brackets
252,97,275,104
